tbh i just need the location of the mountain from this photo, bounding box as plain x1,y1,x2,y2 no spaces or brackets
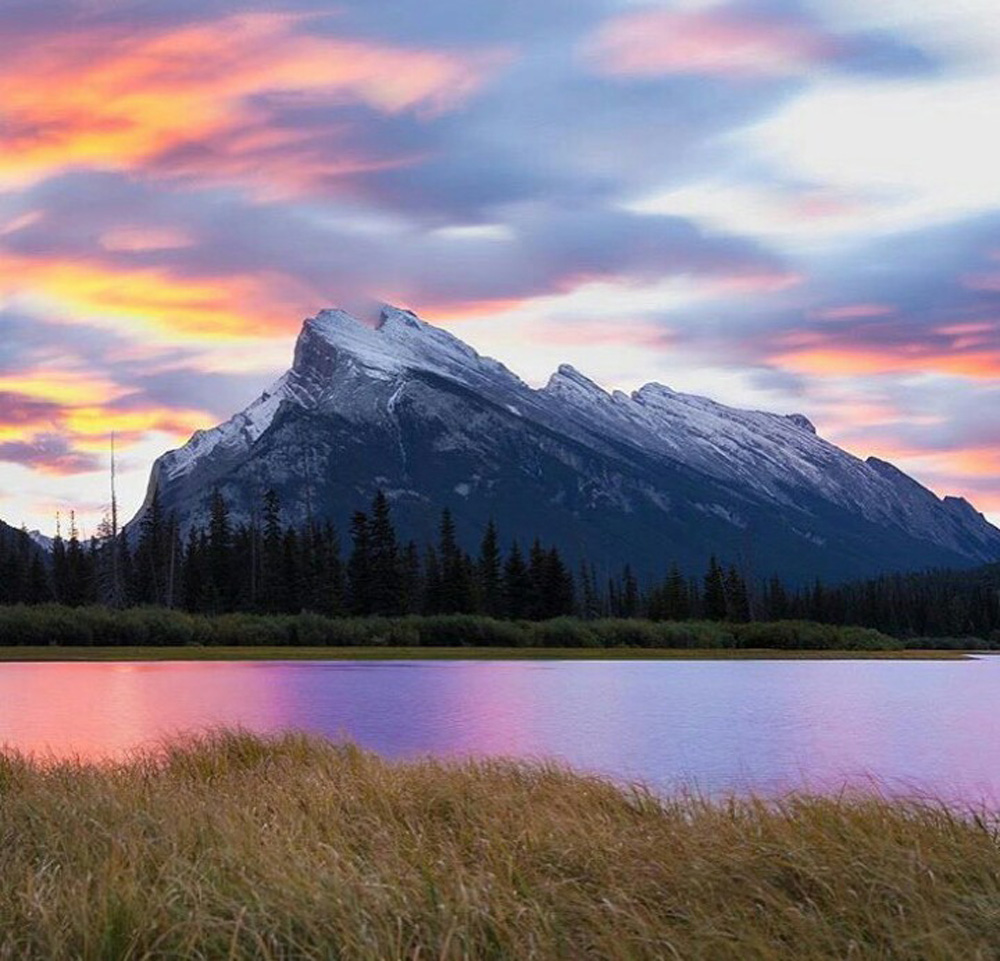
0,518,45,563
129,305,1000,584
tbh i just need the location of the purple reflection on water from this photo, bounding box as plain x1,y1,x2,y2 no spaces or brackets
1,658,999,802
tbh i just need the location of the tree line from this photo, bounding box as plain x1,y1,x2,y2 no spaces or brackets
0,490,998,638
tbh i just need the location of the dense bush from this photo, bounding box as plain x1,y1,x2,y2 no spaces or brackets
0,604,912,651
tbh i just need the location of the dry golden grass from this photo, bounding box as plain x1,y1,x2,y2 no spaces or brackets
1,731,999,959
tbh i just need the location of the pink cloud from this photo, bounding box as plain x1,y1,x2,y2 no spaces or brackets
585,9,834,79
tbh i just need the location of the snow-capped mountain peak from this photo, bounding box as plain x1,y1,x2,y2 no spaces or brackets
132,304,1000,582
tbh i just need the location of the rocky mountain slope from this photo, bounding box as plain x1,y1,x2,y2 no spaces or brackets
129,305,1000,583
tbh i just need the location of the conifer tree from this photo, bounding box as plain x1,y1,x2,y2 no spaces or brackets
400,540,423,614
134,487,166,605
281,527,302,613
347,511,373,616
260,489,284,613
502,541,531,620
703,555,727,621
620,564,639,619
437,509,473,613
422,544,443,614
543,547,575,617
369,491,402,615
665,563,690,620
206,489,233,612
527,539,549,619
578,561,601,619
476,519,503,617
725,565,750,622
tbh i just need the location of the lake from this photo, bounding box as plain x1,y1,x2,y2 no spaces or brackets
2,657,998,802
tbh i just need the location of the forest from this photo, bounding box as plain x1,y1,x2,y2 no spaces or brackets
0,488,998,641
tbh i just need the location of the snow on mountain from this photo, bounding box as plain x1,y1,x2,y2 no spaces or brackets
132,304,1000,582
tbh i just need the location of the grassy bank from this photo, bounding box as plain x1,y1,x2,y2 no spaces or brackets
1,731,998,959
0,604,917,651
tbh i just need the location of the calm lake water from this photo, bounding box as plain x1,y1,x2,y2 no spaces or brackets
2,657,998,801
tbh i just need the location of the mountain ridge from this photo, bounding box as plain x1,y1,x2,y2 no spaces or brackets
129,304,1000,584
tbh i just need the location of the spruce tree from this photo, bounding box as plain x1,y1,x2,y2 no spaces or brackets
422,544,443,614
725,565,750,622
665,563,690,621
369,491,402,615
347,511,373,616
476,519,503,617
527,539,548,619
400,540,423,614
207,489,233,612
620,564,639,619
135,487,165,605
703,556,727,621
502,542,531,620
260,489,283,613
543,547,575,617
578,561,601,620
437,509,473,613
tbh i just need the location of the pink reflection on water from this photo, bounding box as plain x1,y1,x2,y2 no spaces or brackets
0,662,288,761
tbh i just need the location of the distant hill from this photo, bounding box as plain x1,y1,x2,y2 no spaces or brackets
127,304,1000,585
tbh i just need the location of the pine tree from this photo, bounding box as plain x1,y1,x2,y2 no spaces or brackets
207,489,233,612
422,544,443,614
665,563,690,621
369,491,402,615
260,489,284,613
765,575,788,620
725,565,750,622
476,519,503,617
313,521,344,616
620,564,639,619
400,540,423,614
703,556,727,621
281,528,302,613
51,519,67,606
134,487,166,605
527,539,548,619
437,509,473,613
502,542,531,620
64,512,90,607
543,547,575,617
578,561,601,619
347,511,373,616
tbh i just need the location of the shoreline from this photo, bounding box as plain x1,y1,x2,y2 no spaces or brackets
0,645,974,661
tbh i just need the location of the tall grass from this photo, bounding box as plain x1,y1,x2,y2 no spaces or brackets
1,731,999,959
0,604,905,650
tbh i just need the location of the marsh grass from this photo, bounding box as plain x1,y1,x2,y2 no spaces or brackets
2,730,999,959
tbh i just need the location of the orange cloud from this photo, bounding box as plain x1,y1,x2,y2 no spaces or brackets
771,330,1000,379
0,374,210,474
0,254,315,339
585,9,831,78
0,13,501,191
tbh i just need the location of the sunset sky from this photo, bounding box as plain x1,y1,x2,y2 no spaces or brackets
1,0,998,536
